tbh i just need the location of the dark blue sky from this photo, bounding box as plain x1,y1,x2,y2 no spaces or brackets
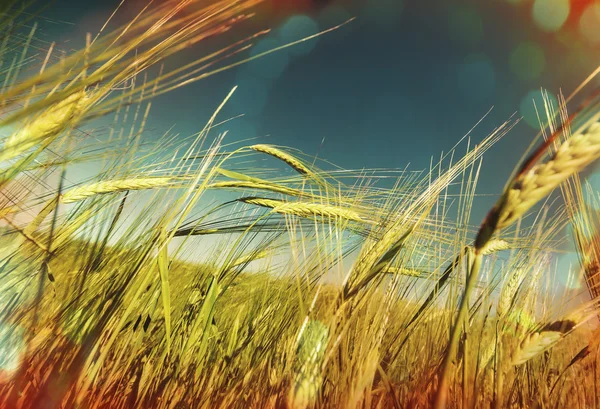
37,0,600,221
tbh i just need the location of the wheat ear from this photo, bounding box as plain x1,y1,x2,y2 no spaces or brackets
496,268,526,318
288,320,329,409
480,121,600,243
239,197,366,223
383,266,427,277
512,331,562,365
25,177,175,236
61,177,176,204
250,144,313,176
3,217,48,252
23,197,59,237
511,320,578,365
230,249,270,268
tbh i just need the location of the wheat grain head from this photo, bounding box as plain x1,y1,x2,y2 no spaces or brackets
497,268,527,319
250,144,313,176
239,197,366,223
61,177,176,204
478,120,600,249
511,320,577,365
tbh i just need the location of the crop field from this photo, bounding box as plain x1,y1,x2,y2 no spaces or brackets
1,1,600,408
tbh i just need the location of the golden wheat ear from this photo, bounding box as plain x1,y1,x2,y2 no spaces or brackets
511,320,577,366
60,177,179,204
496,268,527,319
476,119,600,249
238,196,367,224
250,144,313,176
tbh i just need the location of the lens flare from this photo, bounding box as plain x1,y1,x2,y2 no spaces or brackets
532,0,570,32
579,3,600,45
509,42,545,81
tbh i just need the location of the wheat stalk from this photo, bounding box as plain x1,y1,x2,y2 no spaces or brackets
239,197,366,223
250,144,313,176
61,177,177,204
1,90,88,162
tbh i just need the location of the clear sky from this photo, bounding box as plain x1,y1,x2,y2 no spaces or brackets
33,0,600,230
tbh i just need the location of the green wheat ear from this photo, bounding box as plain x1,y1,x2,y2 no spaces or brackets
296,320,329,364
289,320,329,409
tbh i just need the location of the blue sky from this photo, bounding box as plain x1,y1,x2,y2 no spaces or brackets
31,0,600,287
38,0,600,223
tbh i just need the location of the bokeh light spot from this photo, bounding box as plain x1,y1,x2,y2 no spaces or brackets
279,15,320,56
579,4,600,45
457,54,496,101
248,37,290,80
448,6,484,47
519,89,558,129
532,0,569,32
509,42,545,81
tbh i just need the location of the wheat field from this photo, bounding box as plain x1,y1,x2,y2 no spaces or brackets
1,1,600,408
